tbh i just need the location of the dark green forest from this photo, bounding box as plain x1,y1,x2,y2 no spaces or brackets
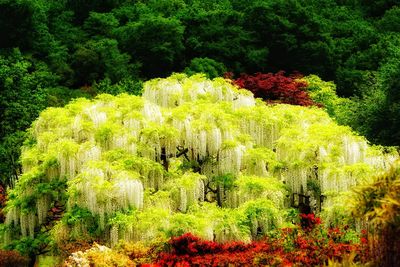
1,0,400,195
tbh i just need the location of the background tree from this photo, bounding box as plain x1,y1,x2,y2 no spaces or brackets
184,57,227,79
0,50,55,187
71,38,135,86
115,15,185,77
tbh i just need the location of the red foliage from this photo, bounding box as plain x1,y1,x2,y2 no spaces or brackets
153,215,369,267
47,202,64,223
231,71,317,106
0,184,6,223
299,213,321,231
157,233,277,266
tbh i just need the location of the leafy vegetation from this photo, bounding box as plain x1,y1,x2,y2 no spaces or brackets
1,1,400,266
64,213,370,267
2,0,400,188
352,161,400,266
232,71,316,106
1,74,397,265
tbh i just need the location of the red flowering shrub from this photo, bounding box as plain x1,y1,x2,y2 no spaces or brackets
157,233,277,266
299,213,321,231
60,217,370,266
153,215,369,267
0,184,7,223
231,71,317,106
168,233,221,255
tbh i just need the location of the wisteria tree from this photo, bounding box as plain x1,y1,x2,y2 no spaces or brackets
3,74,395,258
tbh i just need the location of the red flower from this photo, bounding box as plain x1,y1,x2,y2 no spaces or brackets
361,229,367,236
154,229,368,267
231,72,317,107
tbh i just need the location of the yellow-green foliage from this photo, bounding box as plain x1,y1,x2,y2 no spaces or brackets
324,252,371,267
300,75,357,125
227,175,286,208
352,161,400,229
115,241,158,266
300,75,340,116
4,74,396,248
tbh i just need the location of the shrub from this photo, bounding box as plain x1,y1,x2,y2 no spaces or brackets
352,163,400,267
299,213,321,231
184,58,227,79
0,184,6,223
0,250,29,267
64,243,134,267
154,214,368,266
231,71,317,106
